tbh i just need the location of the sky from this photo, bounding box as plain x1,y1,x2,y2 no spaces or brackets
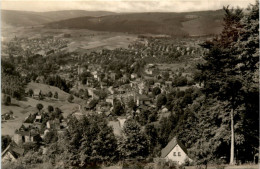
1,0,256,13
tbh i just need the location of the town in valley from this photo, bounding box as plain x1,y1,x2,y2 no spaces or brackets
1,1,259,169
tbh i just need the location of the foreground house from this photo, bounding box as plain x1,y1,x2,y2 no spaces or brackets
161,137,192,165
2,142,24,163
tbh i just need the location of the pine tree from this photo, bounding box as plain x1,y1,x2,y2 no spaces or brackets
197,3,259,164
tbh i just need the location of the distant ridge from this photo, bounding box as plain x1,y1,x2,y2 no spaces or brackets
1,10,117,27
45,10,225,37
1,9,225,37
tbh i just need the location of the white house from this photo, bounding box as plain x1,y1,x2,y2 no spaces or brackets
161,137,192,165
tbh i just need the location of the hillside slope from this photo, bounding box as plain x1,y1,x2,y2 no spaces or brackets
45,10,225,36
1,10,116,27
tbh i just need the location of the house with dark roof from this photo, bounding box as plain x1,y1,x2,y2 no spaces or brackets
136,94,152,106
161,137,192,165
2,142,24,163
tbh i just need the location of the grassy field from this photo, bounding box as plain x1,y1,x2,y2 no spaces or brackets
2,26,137,53
2,82,85,136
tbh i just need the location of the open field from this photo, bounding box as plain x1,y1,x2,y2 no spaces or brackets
1,26,137,53
2,82,85,136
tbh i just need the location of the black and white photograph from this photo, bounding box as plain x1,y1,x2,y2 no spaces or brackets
1,0,259,168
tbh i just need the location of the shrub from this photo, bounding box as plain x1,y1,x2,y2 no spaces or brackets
3,95,11,106
54,92,58,99
28,89,33,97
48,91,53,98
67,94,74,103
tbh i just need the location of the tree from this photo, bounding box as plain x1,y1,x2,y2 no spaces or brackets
127,98,137,111
48,91,53,98
48,105,54,113
44,131,58,144
113,101,124,116
88,99,98,109
3,95,11,106
156,94,167,109
28,89,34,97
83,90,89,100
118,119,149,159
67,94,74,103
197,4,259,164
152,87,161,96
54,92,58,99
36,103,44,112
2,135,12,151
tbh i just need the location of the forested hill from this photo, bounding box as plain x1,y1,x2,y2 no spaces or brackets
45,10,225,37
1,10,116,27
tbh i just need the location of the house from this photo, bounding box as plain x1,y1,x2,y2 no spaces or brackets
33,89,42,100
34,115,42,123
2,142,24,163
161,137,192,165
106,95,115,106
154,82,161,88
136,94,152,106
13,129,41,145
23,113,36,124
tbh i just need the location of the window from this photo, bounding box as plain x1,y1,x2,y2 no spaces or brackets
178,152,181,156
173,152,176,156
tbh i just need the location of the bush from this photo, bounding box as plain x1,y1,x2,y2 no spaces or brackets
54,92,58,99
154,159,178,169
28,89,33,97
48,91,53,98
3,95,11,106
67,94,74,103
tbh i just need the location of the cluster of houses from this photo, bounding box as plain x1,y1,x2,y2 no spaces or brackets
2,110,67,163
128,37,207,59
3,36,69,58
2,36,199,165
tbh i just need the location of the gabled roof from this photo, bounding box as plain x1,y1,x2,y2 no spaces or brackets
2,142,24,159
161,137,188,158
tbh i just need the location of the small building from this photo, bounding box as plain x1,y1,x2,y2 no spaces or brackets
161,137,192,165
13,129,41,145
33,89,42,100
136,95,152,106
2,142,24,163
106,96,115,106
34,115,42,123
